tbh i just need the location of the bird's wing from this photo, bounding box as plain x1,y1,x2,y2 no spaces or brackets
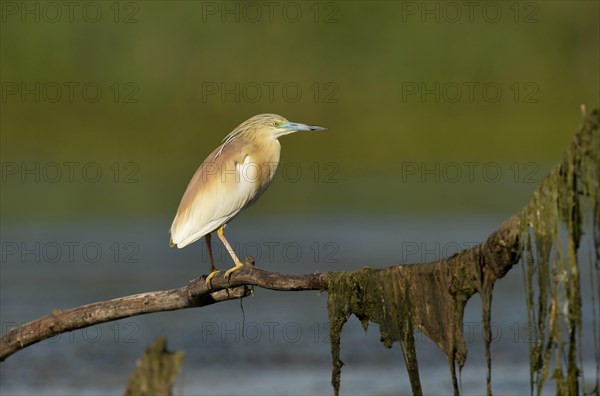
170,139,273,248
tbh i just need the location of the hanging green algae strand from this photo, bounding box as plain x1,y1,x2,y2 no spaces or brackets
327,268,421,395
520,109,599,395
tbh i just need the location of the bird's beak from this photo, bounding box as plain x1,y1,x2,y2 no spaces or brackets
280,122,327,132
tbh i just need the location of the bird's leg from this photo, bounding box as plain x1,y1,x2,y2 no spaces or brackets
217,225,244,280
204,233,220,286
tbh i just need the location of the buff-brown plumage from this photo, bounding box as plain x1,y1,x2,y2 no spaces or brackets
170,114,326,266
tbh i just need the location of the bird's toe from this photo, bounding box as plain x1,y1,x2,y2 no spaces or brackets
223,263,244,281
205,270,220,287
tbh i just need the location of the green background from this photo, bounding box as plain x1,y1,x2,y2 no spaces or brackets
1,1,598,222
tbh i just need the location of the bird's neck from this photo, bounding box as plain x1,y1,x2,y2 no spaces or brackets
254,137,281,164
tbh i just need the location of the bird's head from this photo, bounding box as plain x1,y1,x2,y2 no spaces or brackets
235,114,327,140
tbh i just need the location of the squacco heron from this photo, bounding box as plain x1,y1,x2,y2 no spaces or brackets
170,113,326,284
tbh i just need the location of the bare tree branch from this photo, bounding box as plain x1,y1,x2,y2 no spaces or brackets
0,261,329,361
0,218,516,362
0,283,249,361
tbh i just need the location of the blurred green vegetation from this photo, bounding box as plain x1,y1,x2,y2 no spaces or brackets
1,1,598,222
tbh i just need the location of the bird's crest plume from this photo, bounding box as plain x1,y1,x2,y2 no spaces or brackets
216,113,287,158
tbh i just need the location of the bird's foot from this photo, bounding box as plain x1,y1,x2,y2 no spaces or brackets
224,262,244,282
205,270,220,287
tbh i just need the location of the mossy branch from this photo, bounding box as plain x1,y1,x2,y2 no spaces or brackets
1,108,597,396
326,107,598,396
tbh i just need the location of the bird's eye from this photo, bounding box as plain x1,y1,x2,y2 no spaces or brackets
273,121,280,127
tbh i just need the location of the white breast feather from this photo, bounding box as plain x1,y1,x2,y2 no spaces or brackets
171,155,276,248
